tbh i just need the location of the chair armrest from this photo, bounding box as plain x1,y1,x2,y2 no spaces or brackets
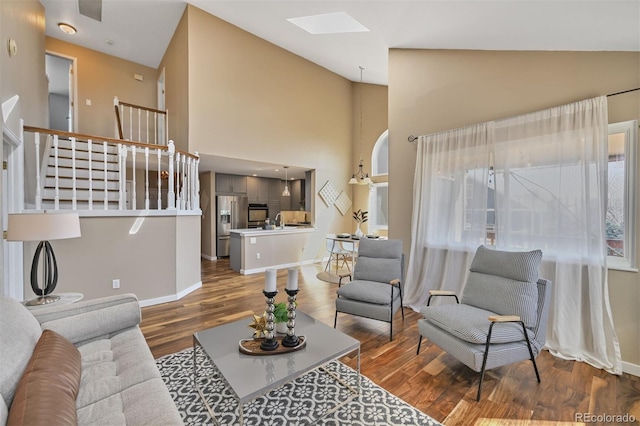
426,290,459,306
389,279,400,285
488,315,521,323
32,294,141,345
338,273,352,287
429,290,456,296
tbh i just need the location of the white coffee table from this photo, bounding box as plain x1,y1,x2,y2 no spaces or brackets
193,311,360,425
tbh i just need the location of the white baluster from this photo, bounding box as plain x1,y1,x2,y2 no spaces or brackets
131,146,136,210
146,110,149,143
138,108,141,142
167,141,175,209
118,144,126,210
103,142,108,209
154,112,157,145
88,139,93,210
186,156,191,210
165,110,169,146
157,149,162,210
194,153,200,210
35,133,41,210
145,147,149,210
71,137,77,210
129,107,132,141
175,152,181,210
53,135,60,210
182,154,187,210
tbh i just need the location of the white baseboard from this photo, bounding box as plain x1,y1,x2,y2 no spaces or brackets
201,254,217,261
622,360,640,377
138,281,202,307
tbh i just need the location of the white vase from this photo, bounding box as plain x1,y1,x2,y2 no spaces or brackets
355,222,364,238
276,322,288,334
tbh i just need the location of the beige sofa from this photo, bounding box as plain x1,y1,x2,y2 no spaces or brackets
0,293,182,425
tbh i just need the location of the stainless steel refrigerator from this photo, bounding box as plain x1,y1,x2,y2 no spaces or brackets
216,195,248,257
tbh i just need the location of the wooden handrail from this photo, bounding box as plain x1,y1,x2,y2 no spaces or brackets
114,105,124,140
118,101,167,115
23,126,198,159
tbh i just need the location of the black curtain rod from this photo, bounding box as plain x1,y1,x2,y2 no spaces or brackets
607,87,640,97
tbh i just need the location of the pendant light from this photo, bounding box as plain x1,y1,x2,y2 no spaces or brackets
282,166,291,197
349,66,372,186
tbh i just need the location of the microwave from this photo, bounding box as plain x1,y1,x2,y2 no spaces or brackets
248,204,269,223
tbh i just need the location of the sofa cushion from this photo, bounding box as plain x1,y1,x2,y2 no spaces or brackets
0,296,43,407
337,280,398,305
421,304,533,344
7,330,81,425
76,327,162,409
470,245,542,283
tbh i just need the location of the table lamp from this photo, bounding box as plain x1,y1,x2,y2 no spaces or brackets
7,212,81,306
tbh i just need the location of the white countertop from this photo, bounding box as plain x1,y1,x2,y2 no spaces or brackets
230,227,316,237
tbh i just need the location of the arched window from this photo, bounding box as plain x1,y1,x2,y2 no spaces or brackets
368,130,389,231
371,130,389,176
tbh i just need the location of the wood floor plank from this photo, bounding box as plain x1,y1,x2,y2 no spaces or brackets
140,259,640,424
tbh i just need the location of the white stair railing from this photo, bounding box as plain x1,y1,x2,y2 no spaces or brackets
24,125,199,213
114,96,168,146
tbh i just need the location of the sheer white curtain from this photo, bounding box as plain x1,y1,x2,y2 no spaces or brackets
493,96,620,373
405,123,492,308
406,96,621,374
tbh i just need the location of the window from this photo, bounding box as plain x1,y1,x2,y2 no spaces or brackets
607,120,637,270
368,182,388,232
369,130,389,231
371,130,388,176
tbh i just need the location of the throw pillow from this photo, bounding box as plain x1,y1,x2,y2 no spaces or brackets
7,330,81,425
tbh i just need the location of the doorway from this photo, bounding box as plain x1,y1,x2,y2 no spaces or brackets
45,52,77,132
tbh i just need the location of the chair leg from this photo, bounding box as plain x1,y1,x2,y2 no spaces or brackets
399,284,404,320
389,316,393,341
521,323,541,382
477,322,496,402
417,336,423,355
333,311,338,329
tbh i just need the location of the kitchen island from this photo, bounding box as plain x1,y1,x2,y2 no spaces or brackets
229,227,316,274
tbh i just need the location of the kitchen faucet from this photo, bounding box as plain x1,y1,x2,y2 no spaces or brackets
274,212,284,228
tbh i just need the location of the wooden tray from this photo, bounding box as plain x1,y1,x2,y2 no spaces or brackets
239,335,306,356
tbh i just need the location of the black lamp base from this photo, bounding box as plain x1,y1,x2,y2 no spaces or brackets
26,294,61,306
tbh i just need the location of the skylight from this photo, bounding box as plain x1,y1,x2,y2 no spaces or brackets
287,12,369,35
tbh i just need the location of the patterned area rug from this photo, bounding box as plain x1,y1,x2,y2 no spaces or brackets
156,348,441,425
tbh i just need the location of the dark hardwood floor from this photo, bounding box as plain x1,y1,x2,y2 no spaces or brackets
141,259,640,425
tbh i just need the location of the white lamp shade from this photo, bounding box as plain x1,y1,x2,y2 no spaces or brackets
7,212,81,242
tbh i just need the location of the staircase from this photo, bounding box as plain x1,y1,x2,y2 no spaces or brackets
41,137,121,210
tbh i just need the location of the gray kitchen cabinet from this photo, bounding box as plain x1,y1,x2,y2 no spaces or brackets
216,173,247,194
247,177,269,203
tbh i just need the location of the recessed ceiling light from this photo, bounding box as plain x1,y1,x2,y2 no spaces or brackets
287,12,369,35
58,23,77,35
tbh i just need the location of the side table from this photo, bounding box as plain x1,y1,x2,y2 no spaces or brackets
23,292,84,310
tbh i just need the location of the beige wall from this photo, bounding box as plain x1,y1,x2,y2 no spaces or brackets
45,37,158,138
388,49,640,368
200,171,215,259
158,9,189,152
23,215,200,303
184,5,355,260
176,215,201,293
2,0,48,205
1,0,48,296
351,82,389,235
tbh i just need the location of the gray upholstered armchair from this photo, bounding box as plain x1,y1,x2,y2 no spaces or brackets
334,238,404,341
417,245,551,401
